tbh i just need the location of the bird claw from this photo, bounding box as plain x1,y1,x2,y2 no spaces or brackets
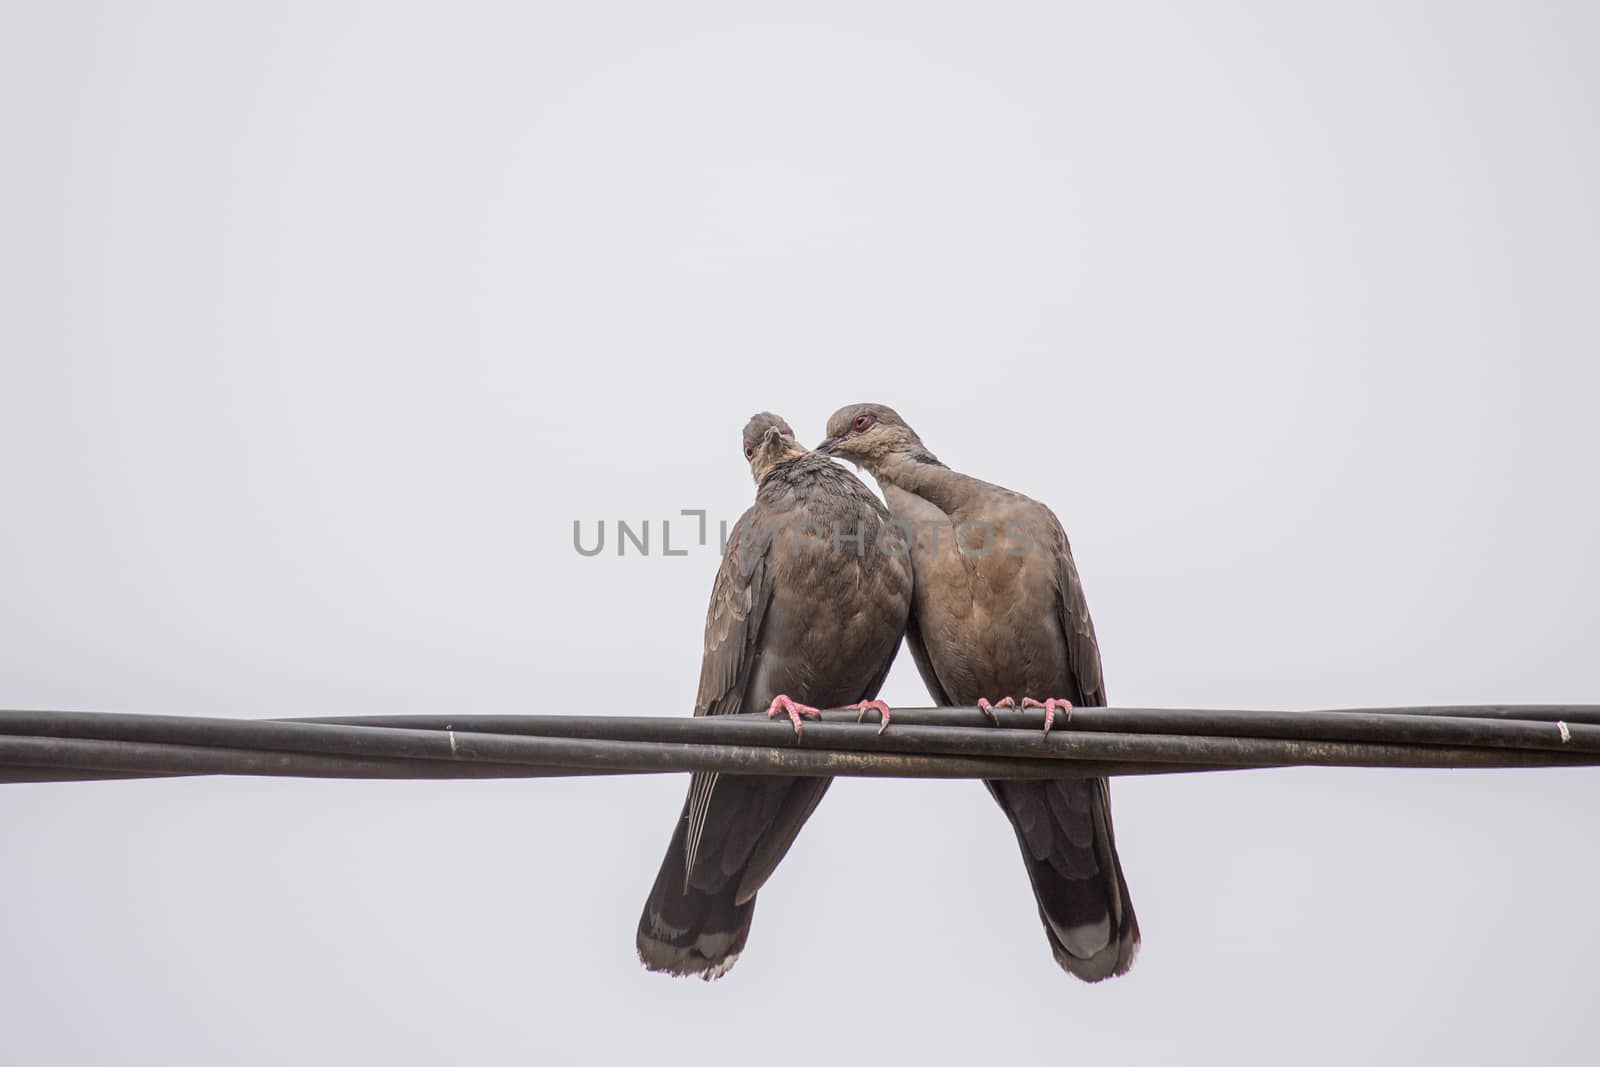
1021,697,1073,735
766,694,823,738
976,696,1016,726
844,699,893,735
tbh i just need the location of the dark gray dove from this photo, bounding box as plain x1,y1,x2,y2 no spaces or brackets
637,412,912,979
817,403,1138,981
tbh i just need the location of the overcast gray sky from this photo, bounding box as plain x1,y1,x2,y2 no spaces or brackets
3,2,1597,1063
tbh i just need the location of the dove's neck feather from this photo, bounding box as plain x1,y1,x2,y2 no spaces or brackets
877,451,985,517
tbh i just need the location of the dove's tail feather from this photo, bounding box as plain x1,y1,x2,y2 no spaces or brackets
988,775,1140,982
636,776,829,980
636,814,755,981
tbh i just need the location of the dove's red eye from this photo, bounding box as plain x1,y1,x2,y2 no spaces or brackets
744,446,755,459
852,412,875,432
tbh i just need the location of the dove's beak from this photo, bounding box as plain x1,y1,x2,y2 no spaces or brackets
814,436,841,455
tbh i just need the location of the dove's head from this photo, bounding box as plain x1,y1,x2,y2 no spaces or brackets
742,412,806,483
816,403,927,473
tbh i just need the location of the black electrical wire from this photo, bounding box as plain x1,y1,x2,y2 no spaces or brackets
304,704,1600,754
0,704,1594,785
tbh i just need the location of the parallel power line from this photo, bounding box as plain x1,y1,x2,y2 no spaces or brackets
0,704,1595,785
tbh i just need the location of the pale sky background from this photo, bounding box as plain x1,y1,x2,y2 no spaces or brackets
2,2,1597,1064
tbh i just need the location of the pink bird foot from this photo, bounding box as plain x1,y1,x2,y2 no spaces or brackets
766,694,823,737
844,699,893,735
1021,697,1074,735
976,696,1016,726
